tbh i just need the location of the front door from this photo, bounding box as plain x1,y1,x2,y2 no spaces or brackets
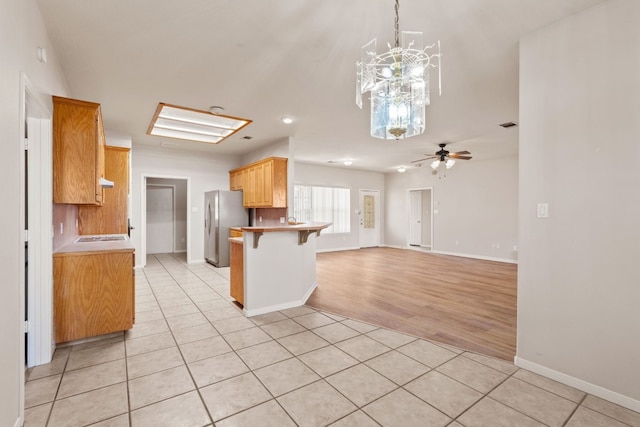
359,190,380,248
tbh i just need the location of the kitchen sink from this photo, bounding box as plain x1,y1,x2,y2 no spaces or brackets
76,235,126,243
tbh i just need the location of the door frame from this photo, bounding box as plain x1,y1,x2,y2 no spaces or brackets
140,174,191,266
406,187,434,250
19,73,54,424
358,189,381,248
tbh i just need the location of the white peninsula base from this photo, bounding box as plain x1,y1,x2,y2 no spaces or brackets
239,222,330,317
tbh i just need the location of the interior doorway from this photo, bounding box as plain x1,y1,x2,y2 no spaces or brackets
408,188,433,251
358,189,380,248
141,175,190,265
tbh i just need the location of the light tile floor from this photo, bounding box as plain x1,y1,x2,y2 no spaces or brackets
24,253,640,427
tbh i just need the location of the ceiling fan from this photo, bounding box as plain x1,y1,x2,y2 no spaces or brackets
411,143,472,169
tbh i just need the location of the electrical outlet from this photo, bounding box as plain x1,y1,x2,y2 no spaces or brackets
59,223,63,234
280,217,285,224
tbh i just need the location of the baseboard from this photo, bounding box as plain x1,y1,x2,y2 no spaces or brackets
14,417,22,427
244,300,302,317
431,250,518,264
316,246,360,253
514,356,640,413
301,281,318,304
188,258,205,264
244,282,318,317
173,249,187,253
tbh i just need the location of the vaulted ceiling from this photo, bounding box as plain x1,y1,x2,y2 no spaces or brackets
37,0,605,172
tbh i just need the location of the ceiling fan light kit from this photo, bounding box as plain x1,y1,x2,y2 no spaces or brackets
413,143,472,170
356,0,441,141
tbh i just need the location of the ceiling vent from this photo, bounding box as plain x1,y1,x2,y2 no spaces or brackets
499,121,518,128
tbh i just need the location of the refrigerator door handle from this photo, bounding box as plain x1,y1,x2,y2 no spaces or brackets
205,201,211,235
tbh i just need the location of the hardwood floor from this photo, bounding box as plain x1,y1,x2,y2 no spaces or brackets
306,247,518,361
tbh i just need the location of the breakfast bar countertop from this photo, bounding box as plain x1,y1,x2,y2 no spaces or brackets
239,222,331,233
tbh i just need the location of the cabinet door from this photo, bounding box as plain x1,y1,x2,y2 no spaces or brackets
229,170,243,191
260,160,273,206
78,147,130,234
245,165,258,207
229,240,244,305
54,251,134,343
53,96,105,205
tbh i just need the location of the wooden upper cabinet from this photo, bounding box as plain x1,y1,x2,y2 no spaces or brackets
78,147,130,234
229,157,287,208
53,96,106,205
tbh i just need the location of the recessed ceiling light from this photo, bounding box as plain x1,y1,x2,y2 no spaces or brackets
397,167,407,173
343,160,353,166
281,116,293,124
147,103,252,144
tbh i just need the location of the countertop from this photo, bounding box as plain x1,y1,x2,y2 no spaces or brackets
53,234,135,255
240,222,331,233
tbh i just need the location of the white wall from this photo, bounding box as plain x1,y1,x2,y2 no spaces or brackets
0,0,69,425
294,163,385,252
385,155,519,262
517,0,640,410
131,144,242,266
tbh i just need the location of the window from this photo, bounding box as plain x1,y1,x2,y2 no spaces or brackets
293,185,350,234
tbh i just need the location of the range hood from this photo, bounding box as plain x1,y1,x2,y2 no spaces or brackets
100,177,115,188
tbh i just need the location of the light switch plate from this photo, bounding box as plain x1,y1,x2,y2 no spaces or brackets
537,203,549,218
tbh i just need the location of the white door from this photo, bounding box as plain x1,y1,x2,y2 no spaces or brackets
359,190,380,248
146,186,174,254
409,190,422,246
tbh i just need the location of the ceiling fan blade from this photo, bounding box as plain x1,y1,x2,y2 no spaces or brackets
449,155,472,160
410,156,437,163
451,150,470,155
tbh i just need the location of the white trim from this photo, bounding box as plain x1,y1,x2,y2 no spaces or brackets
140,174,191,267
19,72,54,427
188,258,205,265
21,73,54,368
13,417,22,427
243,282,317,317
431,249,518,264
316,246,360,253
378,245,518,263
514,356,640,413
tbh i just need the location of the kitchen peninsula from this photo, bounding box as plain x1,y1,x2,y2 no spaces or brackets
230,222,331,316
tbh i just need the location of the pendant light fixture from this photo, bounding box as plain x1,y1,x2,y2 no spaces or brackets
356,0,441,140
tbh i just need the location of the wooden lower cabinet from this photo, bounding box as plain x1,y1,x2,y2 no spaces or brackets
54,250,134,343
229,239,244,305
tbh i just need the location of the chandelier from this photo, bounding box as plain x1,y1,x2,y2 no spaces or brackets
356,0,441,140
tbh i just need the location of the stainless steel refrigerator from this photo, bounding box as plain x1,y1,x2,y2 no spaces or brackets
204,190,247,267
